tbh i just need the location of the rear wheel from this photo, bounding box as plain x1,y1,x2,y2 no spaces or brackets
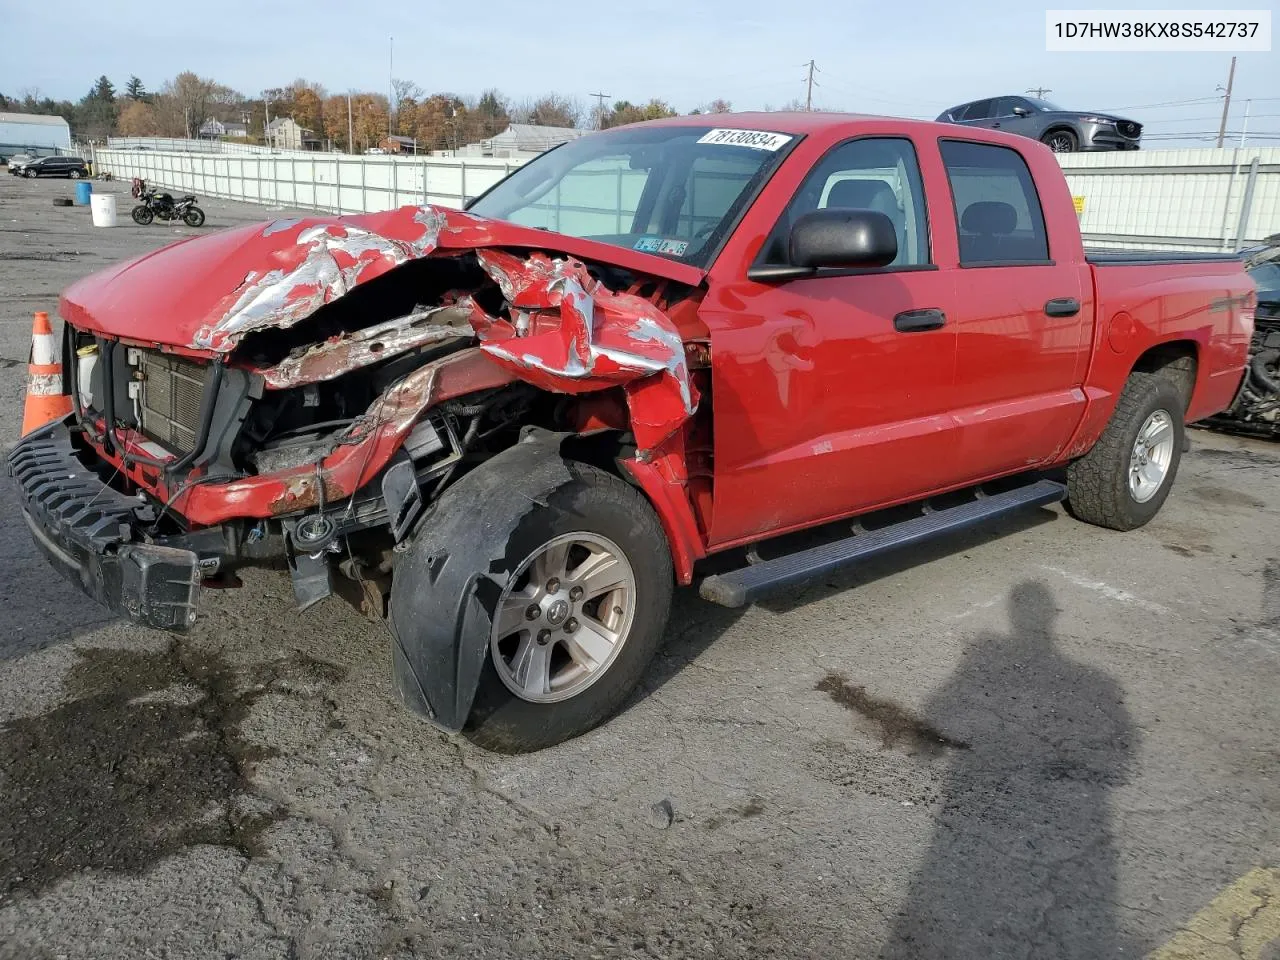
68,168,82,179
131,205,154,225
463,464,673,752
1066,372,1184,530
1043,129,1078,153
182,206,205,227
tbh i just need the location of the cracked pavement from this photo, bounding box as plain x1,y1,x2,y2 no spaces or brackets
0,174,1277,959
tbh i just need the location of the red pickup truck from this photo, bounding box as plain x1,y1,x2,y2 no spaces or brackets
8,113,1254,751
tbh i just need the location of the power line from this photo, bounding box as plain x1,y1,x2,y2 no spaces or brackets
1027,86,1052,99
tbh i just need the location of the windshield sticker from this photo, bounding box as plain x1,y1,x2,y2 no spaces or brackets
634,237,663,253
659,239,689,256
697,128,793,151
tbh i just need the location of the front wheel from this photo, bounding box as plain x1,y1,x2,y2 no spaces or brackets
1066,372,1184,531
68,168,82,179
131,205,154,225
24,168,36,178
1043,129,1079,153
182,206,205,227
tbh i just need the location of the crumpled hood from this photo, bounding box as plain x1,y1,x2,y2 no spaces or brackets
59,204,705,352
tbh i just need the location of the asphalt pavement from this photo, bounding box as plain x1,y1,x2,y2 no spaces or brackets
0,171,1276,960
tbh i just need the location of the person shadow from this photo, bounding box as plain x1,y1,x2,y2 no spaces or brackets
882,581,1136,959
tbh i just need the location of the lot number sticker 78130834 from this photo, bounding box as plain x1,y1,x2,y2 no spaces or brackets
696,129,793,151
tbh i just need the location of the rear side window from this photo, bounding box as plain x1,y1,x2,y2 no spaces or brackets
960,100,993,121
939,140,1050,265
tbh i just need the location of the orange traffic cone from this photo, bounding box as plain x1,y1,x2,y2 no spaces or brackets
21,311,73,436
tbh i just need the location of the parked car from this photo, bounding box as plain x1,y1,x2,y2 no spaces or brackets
19,155,90,179
9,113,1251,752
5,153,35,174
937,96,1142,152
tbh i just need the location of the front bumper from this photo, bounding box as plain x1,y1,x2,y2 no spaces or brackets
1080,121,1141,151
6,420,217,632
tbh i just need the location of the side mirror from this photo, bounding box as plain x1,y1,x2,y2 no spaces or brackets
790,208,897,270
1012,106,1030,117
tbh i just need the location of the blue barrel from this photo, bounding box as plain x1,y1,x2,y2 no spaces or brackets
74,181,93,205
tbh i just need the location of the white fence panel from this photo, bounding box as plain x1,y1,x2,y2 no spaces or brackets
95,148,520,216
95,143,1280,252
1059,147,1280,251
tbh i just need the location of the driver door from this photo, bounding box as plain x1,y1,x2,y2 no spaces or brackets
700,136,964,547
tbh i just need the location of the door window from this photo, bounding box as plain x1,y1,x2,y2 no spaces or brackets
960,100,994,121
940,140,1050,265
759,137,930,268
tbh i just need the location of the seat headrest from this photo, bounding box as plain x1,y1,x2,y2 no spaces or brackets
826,178,897,211
960,201,1017,236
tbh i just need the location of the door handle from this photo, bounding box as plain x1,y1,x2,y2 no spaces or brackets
894,308,946,333
1044,297,1081,317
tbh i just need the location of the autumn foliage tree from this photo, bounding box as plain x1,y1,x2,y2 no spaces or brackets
601,99,678,129
116,99,158,136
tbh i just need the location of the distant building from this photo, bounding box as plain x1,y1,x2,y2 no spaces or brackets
198,118,250,139
378,135,424,155
0,111,72,158
450,123,588,159
266,116,321,151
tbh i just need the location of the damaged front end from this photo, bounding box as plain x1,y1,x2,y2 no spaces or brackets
7,204,710,632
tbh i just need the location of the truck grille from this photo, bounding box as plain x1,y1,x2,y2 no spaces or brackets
138,352,209,454
1118,121,1141,140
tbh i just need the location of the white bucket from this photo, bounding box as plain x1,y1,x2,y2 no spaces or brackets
90,193,117,227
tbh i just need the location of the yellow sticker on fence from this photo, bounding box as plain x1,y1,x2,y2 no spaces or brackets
1072,195,1086,215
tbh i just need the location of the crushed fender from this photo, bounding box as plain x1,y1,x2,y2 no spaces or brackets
466,250,698,452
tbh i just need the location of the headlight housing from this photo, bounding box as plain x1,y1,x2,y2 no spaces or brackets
1078,116,1116,125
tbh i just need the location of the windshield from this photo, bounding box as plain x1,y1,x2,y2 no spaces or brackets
467,125,798,268
1027,97,1064,112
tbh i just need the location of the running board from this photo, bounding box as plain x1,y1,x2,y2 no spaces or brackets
698,479,1067,608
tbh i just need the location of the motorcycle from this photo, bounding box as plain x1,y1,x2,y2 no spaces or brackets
130,178,205,227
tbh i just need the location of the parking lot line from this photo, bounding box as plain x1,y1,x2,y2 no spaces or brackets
1148,867,1280,959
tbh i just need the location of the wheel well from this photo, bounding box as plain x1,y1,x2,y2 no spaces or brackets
1133,340,1198,411
1042,124,1076,140
559,429,633,480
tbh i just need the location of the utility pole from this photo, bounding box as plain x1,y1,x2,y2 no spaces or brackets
1216,55,1236,148
346,92,354,154
589,91,610,128
388,36,395,139
805,60,816,111
264,93,272,144
1239,99,1252,148
1026,86,1052,99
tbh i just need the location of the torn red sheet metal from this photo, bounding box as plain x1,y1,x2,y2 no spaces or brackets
254,304,473,389
193,208,450,353
467,250,699,452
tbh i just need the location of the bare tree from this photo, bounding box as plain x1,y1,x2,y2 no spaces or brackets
518,93,583,128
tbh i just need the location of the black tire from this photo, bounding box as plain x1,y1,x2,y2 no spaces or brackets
1066,372,1185,531
459,462,674,752
68,168,82,179
24,168,36,178
131,205,154,225
52,198,73,207
182,206,205,227
1043,129,1079,153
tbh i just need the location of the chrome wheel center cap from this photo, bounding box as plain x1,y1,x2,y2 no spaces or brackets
546,598,570,626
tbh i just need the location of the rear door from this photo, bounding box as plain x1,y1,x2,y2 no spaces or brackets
958,99,997,129
938,139,1092,479
702,135,963,546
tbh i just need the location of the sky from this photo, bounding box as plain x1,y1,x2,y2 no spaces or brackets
2,0,1278,145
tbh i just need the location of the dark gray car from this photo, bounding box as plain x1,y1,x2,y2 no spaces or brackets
937,96,1142,153
19,156,90,179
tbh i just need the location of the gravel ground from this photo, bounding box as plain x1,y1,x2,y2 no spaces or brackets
0,171,1277,960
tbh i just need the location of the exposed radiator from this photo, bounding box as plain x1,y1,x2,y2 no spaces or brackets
137,352,209,454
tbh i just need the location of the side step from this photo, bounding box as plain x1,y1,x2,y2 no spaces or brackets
698,479,1067,608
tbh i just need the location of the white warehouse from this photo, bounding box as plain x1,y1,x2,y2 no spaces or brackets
0,112,72,159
